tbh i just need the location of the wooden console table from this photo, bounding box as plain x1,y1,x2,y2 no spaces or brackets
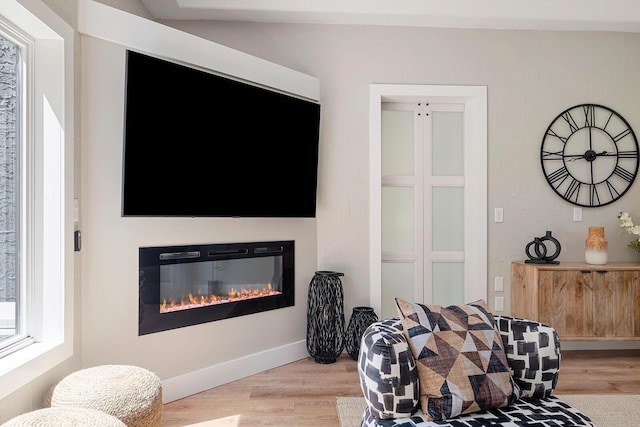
511,262,640,341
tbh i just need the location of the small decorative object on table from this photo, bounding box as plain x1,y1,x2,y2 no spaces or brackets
585,226,608,265
306,271,345,364
618,212,640,255
345,306,378,360
524,230,561,264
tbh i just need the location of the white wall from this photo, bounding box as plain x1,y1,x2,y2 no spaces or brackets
163,21,640,316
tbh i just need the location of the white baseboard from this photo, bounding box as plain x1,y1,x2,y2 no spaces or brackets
160,340,308,403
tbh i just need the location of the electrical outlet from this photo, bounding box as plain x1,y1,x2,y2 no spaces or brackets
494,208,504,223
495,296,504,312
494,276,504,292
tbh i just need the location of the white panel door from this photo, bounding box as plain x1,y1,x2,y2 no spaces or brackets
370,85,487,319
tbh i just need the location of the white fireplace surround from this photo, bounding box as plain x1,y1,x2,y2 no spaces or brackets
78,0,319,403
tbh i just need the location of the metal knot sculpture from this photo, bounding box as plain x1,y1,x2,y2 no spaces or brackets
524,231,561,264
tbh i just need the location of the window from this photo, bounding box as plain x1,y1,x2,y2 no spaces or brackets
0,31,26,357
0,0,74,401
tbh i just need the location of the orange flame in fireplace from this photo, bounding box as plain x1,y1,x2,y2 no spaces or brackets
159,282,281,313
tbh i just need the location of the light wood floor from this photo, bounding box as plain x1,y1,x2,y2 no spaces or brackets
162,350,640,426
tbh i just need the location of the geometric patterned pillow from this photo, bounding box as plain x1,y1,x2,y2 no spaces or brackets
395,298,521,421
494,316,561,398
357,317,420,419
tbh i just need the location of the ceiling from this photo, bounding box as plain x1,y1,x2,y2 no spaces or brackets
142,0,640,32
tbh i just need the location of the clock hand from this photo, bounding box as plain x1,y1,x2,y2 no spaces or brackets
564,150,609,162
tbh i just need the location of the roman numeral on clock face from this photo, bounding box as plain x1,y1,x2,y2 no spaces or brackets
583,105,595,127
613,165,635,182
561,111,579,133
564,179,581,203
613,128,632,142
547,166,569,184
541,150,563,160
589,184,600,206
605,179,622,199
546,129,568,143
618,151,639,159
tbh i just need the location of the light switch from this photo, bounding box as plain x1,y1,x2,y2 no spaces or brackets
495,296,504,312
74,198,79,223
494,208,504,223
494,276,504,292
573,207,582,222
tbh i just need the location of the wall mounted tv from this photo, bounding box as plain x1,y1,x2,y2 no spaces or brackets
122,50,321,218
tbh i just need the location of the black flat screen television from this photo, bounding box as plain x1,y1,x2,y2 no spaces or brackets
122,50,321,217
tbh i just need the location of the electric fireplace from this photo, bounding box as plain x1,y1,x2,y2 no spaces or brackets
138,240,294,335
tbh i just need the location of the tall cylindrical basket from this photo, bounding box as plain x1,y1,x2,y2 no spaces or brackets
345,306,378,360
306,271,345,364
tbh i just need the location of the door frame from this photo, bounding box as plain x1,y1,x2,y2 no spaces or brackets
369,84,488,313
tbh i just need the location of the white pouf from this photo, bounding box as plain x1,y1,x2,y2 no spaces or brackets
41,386,54,408
50,365,162,427
1,407,127,426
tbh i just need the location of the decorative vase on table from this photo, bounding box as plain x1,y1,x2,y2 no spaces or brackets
345,306,378,360
306,271,345,364
524,230,561,264
585,226,608,265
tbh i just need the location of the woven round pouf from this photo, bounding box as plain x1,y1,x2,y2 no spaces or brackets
1,407,126,426
50,365,162,427
41,386,53,408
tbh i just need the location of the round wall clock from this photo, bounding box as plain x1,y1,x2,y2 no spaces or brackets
541,103,639,207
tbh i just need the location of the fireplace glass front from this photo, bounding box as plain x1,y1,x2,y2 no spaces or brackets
139,240,294,335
